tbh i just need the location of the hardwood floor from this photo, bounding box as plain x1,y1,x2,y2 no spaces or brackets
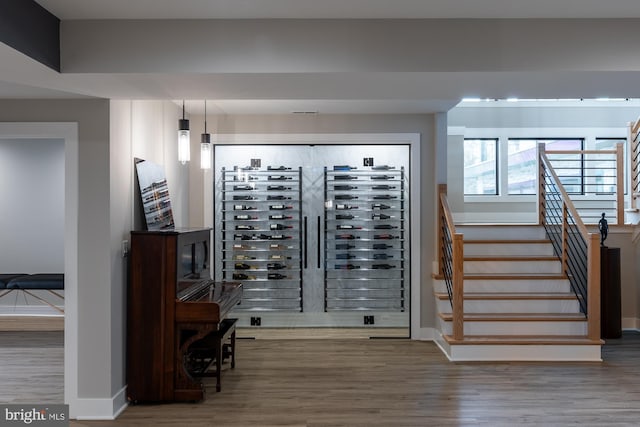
2,331,640,426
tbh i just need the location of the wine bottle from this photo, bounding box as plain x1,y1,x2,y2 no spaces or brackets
233,185,254,190
371,175,393,180
372,203,391,209
334,175,357,180
267,273,288,280
267,195,291,200
234,254,256,260
373,234,397,240
373,253,393,260
372,185,396,190
268,175,291,181
336,253,356,259
373,195,397,200
233,195,256,200
267,263,287,270
233,215,258,221
267,185,292,191
270,224,293,230
269,244,292,250
232,273,255,280
336,214,355,220
374,224,397,230
258,234,271,240
233,175,258,181
234,214,257,220
233,244,252,249
335,204,358,210
234,234,253,240
373,243,392,249
235,225,256,230
335,264,360,270
333,165,357,171
337,225,362,230
267,166,291,171
269,254,292,260
234,263,252,270
336,234,358,240
335,243,355,250
269,214,293,220
269,205,293,210
334,185,357,191
372,213,392,220
234,205,256,210
335,194,358,200
371,165,395,170
269,235,291,240
372,264,394,269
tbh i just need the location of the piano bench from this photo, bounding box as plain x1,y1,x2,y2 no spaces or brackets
188,318,237,393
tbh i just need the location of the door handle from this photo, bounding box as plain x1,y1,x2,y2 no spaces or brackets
303,216,308,269
317,216,321,269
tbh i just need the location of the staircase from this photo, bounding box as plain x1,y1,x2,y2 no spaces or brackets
434,224,603,361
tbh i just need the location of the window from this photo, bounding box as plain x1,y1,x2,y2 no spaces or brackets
594,138,627,195
464,139,497,195
507,139,583,194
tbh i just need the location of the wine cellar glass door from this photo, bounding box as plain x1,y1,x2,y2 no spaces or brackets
214,144,410,330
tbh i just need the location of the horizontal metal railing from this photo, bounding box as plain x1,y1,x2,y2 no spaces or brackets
538,144,601,340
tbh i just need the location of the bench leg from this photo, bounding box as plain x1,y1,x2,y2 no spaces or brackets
21,290,64,314
216,341,222,392
230,330,236,369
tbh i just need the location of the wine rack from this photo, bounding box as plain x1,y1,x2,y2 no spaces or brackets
324,166,406,311
221,166,303,311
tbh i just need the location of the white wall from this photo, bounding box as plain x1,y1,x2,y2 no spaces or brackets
0,138,64,273
109,99,190,410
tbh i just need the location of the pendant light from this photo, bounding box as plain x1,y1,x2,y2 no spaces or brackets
200,100,212,170
178,100,190,164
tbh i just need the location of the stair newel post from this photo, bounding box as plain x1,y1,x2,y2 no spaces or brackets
587,233,601,341
452,233,464,340
538,143,546,226
616,142,624,225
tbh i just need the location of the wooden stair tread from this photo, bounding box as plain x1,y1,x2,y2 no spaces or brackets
464,239,551,244
443,335,603,346
463,274,567,280
434,292,578,300
464,255,558,261
438,312,587,322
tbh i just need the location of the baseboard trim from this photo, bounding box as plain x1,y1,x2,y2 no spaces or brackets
412,327,436,341
72,386,128,420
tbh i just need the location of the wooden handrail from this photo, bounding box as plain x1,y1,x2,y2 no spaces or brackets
438,184,464,340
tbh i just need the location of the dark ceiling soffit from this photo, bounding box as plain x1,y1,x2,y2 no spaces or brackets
0,0,60,72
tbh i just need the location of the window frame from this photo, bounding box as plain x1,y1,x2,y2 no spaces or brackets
463,138,499,196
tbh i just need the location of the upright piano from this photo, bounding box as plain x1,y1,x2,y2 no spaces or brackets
127,228,242,403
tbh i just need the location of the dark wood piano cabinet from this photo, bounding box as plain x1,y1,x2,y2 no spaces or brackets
127,228,242,403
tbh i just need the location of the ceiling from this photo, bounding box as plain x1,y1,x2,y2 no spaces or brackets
34,0,640,19
3,1,640,115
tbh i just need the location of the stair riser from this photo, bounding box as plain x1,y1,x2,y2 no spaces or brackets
441,342,602,362
464,243,555,257
439,319,587,336
457,226,547,240
437,299,581,314
434,279,571,294
464,260,562,274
